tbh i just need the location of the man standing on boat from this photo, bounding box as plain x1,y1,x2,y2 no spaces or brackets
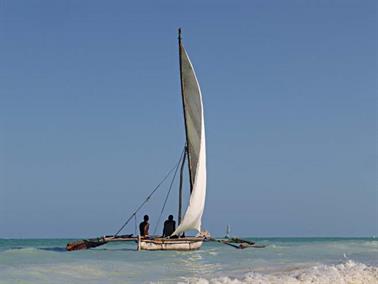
139,215,149,237
163,215,176,237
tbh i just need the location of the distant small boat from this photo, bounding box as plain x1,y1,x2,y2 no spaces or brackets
225,224,231,239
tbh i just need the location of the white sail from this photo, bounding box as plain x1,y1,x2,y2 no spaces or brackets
172,45,207,236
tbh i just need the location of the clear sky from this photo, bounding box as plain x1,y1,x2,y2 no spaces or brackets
0,0,376,238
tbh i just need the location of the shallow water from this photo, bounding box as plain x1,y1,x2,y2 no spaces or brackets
0,238,377,283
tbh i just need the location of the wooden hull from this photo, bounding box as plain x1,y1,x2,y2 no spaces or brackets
138,237,204,251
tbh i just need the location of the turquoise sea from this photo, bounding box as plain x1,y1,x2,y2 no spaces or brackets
0,238,377,283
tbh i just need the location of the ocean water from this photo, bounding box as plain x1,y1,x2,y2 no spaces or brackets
0,238,377,283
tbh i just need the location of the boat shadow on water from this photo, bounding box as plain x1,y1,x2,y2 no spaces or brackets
39,247,68,252
40,247,136,252
90,248,136,252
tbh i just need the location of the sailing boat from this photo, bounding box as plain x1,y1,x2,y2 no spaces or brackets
66,29,262,252
137,28,207,250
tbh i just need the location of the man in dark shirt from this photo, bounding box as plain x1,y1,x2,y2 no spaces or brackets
139,215,149,237
163,215,176,237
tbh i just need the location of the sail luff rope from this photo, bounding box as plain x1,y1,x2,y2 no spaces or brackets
114,151,184,236
153,147,185,235
178,28,194,192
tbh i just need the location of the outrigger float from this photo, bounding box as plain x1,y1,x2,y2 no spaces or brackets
66,29,265,252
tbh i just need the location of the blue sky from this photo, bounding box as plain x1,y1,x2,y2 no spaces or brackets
0,0,376,238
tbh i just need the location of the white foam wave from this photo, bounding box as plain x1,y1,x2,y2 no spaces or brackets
182,260,378,284
0,263,109,284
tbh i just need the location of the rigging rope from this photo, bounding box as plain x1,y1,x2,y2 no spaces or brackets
114,150,184,236
153,148,185,235
134,213,137,236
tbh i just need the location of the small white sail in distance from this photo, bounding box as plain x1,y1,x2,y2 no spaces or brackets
172,43,207,236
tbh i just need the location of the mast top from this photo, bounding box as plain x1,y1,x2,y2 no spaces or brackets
178,28,182,41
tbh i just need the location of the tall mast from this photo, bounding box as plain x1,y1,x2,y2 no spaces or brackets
178,148,187,225
178,28,194,192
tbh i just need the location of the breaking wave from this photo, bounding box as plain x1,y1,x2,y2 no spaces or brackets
182,260,378,284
